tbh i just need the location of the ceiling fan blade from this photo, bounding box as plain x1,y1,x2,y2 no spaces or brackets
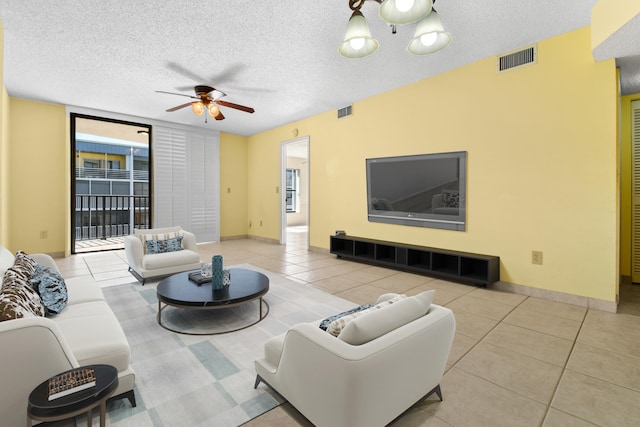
166,61,209,84
166,101,193,112
214,111,225,121
215,100,255,114
156,90,197,99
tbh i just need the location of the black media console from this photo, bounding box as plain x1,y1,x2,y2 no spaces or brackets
330,235,500,287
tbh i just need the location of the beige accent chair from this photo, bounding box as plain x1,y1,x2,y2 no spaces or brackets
124,226,201,284
254,291,456,427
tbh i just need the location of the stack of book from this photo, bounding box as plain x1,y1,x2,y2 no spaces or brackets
48,367,96,400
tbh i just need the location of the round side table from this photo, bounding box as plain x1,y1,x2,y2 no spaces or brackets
27,364,118,427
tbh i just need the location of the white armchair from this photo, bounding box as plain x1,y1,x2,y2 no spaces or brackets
254,292,456,427
124,226,201,284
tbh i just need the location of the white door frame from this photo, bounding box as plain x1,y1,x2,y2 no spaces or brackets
280,136,310,247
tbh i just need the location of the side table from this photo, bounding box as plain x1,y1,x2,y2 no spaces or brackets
27,364,118,427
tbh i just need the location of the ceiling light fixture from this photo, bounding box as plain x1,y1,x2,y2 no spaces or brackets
339,0,451,58
338,9,379,58
379,0,432,25
191,99,221,119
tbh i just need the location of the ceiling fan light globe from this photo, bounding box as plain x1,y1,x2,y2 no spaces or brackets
338,11,379,58
349,37,366,50
208,104,220,118
396,0,415,12
379,0,432,26
191,101,204,116
407,10,451,55
420,32,438,46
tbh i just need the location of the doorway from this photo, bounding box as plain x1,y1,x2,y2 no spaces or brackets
71,114,152,254
280,137,310,248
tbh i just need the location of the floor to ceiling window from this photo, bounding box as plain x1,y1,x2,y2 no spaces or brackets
71,114,152,254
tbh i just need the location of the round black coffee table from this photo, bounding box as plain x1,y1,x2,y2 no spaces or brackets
156,268,270,335
27,364,118,427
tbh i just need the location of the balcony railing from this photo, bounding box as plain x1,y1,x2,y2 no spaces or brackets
76,167,149,181
75,195,150,241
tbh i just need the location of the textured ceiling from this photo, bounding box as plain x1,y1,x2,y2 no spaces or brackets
0,0,636,137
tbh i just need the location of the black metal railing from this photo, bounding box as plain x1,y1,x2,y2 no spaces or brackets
75,195,150,241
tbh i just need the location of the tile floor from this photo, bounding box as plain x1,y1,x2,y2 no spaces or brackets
55,230,640,427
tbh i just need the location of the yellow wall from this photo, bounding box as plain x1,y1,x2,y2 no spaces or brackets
8,98,67,253
220,133,249,238
0,17,8,248
0,87,8,248
248,27,619,302
620,93,640,277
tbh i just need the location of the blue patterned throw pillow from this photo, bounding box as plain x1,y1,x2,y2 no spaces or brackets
145,236,184,254
319,304,375,331
30,264,68,315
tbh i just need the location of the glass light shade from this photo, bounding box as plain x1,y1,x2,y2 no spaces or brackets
407,10,451,55
191,101,204,116
208,103,220,118
379,0,432,26
338,11,379,58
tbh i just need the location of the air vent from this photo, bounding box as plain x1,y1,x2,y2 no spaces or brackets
338,105,352,118
498,45,536,72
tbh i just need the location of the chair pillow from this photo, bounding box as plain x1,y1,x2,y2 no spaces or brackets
145,236,184,254
325,295,406,337
0,266,45,321
338,290,435,345
135,226,183,254
319,304,375,332
30,264,68,315
11,250,37,281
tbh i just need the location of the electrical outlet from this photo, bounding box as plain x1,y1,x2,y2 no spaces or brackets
532,250,543,265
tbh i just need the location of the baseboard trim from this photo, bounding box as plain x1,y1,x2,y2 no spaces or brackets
309,245,329,254
220,235,249,241
490,281,618,313
247,235,281,245
230,238,618,312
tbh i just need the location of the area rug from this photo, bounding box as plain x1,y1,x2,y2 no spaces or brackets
99,264,357,426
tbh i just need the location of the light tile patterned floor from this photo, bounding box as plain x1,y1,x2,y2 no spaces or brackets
55,230,640,427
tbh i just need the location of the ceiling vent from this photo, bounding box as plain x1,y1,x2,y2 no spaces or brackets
498,45,536,72
338,105,352,119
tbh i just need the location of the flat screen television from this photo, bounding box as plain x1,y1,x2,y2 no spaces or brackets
366,151,467,231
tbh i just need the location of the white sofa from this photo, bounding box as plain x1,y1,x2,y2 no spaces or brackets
124,226,201,284
0,246,135,427
254,291,456,427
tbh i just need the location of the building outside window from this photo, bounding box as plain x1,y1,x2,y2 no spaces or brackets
75,138,150,241
286,168,299,213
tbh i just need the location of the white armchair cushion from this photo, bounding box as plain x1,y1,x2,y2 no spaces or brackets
141,249,201,270
338,290,435,345
264,333,287,367
65,277,106,305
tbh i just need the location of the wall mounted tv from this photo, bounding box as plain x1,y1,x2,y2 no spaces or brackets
366,151,467,231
